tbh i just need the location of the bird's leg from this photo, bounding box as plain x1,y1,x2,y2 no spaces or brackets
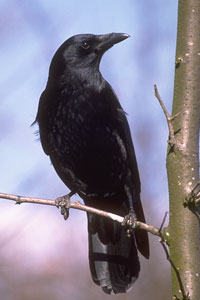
122,184,137,237
122,211,137,237
55,191,75,220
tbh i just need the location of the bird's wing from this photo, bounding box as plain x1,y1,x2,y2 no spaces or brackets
115,108,141,193
115,107,150,258
106,84,150,259
105,82,141,196
35,89,54,156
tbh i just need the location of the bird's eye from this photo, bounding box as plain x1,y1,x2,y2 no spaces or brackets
82,41,90,49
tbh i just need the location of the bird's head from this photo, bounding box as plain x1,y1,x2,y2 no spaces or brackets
49,33,130,79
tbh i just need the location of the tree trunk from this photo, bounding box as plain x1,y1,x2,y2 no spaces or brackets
167,0,200,299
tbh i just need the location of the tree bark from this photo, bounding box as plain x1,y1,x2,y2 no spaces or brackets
167,0,200,299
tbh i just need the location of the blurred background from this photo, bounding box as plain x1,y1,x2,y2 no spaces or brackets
0,1,178,299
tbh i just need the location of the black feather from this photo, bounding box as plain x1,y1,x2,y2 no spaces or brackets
35,33,149,294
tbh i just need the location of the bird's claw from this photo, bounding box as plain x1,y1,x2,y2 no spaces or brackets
122,212,137,237
55,194,71,220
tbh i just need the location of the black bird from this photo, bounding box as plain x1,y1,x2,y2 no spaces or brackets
35,33,149,294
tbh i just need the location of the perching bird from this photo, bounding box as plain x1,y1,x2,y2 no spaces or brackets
35,33,149,294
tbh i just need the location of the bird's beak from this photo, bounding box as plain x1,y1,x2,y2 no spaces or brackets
95,33,130,53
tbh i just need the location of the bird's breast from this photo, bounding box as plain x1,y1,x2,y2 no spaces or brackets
46,91,128,196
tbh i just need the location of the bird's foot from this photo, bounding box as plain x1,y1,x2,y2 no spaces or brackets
55,191,74,220
122,212,137,237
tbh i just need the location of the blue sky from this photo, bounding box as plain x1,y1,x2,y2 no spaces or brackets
0,1,178,298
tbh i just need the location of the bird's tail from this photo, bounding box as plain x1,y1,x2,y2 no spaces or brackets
87,213,140,294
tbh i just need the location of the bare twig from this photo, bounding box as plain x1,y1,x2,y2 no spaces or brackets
154,84,180,147
159,213,189,300
159,211,168,231
0,192,160,236
184,181,200,207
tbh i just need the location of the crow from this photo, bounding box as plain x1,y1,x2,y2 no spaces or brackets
35,33,149,294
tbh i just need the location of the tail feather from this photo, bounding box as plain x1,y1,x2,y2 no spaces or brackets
88,213,140,294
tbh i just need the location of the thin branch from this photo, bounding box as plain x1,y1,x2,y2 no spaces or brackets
154,84,180,147
190,182,200,206
159,213,189,300
0,192,160,236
